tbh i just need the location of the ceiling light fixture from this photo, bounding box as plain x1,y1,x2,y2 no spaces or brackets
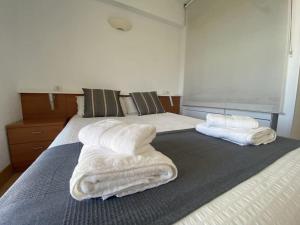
108,17,132,32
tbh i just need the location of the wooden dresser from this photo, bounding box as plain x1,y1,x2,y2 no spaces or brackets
6,119,66,171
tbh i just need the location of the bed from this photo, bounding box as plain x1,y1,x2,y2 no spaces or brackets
1,112,300,225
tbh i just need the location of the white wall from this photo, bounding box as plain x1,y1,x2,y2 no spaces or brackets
281,0,300,138
291,68,300,138
277,0,300,137
0,0,184,171
15,0,183,95
0,0,22,171
183,0,289,112
111,0,185,26
0,82,21,172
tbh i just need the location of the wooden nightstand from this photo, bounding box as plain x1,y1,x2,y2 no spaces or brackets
6,119,66,171
159,96,181,114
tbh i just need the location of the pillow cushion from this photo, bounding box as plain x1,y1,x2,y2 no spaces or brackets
130,91,165,116
83,88,124,117
77,95,127,117
122,97,138,115
119,97,128,115
76,96,84,117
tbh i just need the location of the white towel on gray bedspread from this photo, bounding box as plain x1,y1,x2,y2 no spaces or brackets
78,119,156,155
207,114,259,129
70,145,177,200
196,123,276,146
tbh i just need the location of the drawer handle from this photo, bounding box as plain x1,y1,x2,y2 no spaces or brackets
32,147,43,150
31,131,42,134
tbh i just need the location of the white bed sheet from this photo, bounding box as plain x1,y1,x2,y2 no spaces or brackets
50,113,202,148
50,113,300,225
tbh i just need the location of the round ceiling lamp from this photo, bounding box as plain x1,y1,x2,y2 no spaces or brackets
108,17,132,32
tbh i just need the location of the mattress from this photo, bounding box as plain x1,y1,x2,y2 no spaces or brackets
48,113,300,225
3,113,300,225
1,129,299,225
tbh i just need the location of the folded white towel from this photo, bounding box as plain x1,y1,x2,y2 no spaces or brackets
196,123,276,146
70,144,177,200
78,120,156,155
207,114,259,129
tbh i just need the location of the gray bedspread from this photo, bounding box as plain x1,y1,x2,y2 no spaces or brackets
1,129,300,225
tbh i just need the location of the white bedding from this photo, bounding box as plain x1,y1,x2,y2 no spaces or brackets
50,113,300,225
50,113,202,148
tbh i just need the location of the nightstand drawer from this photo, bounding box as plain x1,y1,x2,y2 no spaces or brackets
7,125,63,144
10,141,52,170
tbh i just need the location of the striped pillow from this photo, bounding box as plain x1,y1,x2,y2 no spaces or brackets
83,89,124,117
130,91,165,116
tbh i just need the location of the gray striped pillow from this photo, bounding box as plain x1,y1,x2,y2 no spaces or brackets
83,89,124,117
130,91,165,116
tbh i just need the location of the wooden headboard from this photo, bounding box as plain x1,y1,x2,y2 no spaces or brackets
20,93,181,121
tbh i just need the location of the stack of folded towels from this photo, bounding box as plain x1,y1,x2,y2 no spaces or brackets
196,114,277,146
70,119,177,201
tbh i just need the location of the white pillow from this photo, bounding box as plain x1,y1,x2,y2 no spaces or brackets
76,96,131,116
119,97,128,115
76,96,84,117
122,97,138,115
